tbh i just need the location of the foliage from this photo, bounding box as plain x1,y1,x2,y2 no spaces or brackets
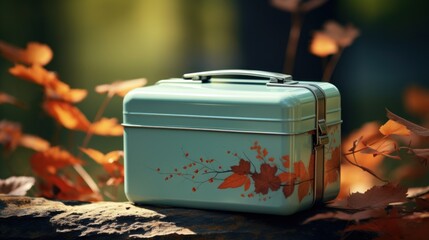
0,40,146,201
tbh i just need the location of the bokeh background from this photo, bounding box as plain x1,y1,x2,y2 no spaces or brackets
1,0,429,199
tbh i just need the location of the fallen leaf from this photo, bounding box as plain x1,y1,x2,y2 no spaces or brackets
379,120,411,136
387,109,429,137
310,32,339,57
0,41,53,66
43,100,90,131
89,118,123,136
19,134,50,152
0,176,35,196
303,209,386,224
330,184,408,210
95,78,147,97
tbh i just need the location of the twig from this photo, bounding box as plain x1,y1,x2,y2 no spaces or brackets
323,47,343,82
343,154,389,183
284,12,303,74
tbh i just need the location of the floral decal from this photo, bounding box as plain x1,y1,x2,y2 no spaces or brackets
156,140,340,202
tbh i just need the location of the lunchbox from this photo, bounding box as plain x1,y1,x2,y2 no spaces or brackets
123,70,341,215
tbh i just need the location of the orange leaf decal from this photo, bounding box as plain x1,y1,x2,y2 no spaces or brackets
95,78,147,97
0,41,53,66
278,172,296,183
230,159,251,175
218,173,251,191
282,182,295,198
19,134,50,152
43,100,90,131
89,118,123,136
324,147,340,187
281,155,290,168
379,119,410,136
251,163,281,195
294,161,312,202
30,146,83,177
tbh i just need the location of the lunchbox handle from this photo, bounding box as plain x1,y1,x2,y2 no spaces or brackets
183,69,293,84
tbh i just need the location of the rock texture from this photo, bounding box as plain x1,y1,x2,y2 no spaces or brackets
0,195,348,239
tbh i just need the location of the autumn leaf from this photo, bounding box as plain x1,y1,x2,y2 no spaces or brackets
80,148,124,186
0,120,22,151
44,80,87,103
89,118,123,136
43,100,90,131
39,175,102,201
0,41,53,66
281,155,290,168
410,148,429,165
230,159,251,175
19,134,50,152
387,109,429,137
322,21,360,48
30,146,83,177
278,172,296,183
329,184,408,210
282,182,295,198
0,92,24,107
310,32,339,57
404,85,429,117
360,138,398,158
294,160,312,202
218,173,251,191
0,176,35,196
379,120,410,136
251,164,281,195
95,78,147,97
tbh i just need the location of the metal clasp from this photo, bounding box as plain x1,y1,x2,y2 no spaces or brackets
317,119,329,145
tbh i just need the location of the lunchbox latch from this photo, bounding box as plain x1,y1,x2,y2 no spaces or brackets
317,119,329,145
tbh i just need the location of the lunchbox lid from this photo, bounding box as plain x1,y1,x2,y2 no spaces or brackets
123,70,341,135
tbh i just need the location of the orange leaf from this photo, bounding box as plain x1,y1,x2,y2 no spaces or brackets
30,146,83,177
0,176,35,196
281,155,290,168
310,32,339,57
45,80,87,103
0,120,22,151
282,182,295,198
230,159,251,175
218,173,251,190
95,78,147,97
0,92,23,107
9,64,58,86
298,181,311,202
89,118,123,136
387,109,429,137
19,134,50,152
0,41,53,66
80,148,124,182
404,85,429,116
324,147,340,187
379,119,410,136
43,100,90,131
322,21,360,48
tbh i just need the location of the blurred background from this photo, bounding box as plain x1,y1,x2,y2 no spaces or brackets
1,0,429,199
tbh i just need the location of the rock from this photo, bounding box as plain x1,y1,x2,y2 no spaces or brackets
0,195,348,239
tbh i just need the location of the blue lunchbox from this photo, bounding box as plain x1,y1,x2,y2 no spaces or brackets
123,70,341,215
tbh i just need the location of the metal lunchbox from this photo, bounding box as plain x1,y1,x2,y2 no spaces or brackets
123,70,341,215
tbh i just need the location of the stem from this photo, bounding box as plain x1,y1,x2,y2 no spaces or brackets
74,94,114,195
322,47,343,82
284,12,303,74
343,154,389,183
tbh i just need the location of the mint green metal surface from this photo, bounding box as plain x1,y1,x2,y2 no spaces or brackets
123,76,341,215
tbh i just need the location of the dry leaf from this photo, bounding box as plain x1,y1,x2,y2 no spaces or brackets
95,78,147,97
407,186,429,199
19,134,50,152
80,148,124,186
0,41,53,66
0,176,35,196
303,209,385,224
43,100,90,131
330,184,408,210
89,118,123,136
44,80,87,103
310,32,339,57
379,120,411,136
9,64,58,86
387,109,429,137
